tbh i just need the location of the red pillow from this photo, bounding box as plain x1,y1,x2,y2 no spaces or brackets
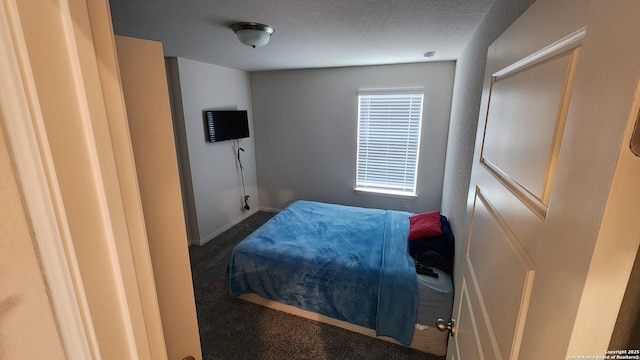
408,211,442,241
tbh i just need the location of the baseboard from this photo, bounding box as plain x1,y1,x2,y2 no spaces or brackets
258,206,281,213
198,209,258,246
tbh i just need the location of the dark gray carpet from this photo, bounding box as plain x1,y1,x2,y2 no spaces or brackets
189,211,447,360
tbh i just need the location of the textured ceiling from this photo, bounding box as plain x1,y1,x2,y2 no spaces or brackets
109,0,496,72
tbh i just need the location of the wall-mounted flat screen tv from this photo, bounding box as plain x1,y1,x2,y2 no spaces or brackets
204,110,250,143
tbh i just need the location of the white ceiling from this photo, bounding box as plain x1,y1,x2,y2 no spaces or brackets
109,0,496,72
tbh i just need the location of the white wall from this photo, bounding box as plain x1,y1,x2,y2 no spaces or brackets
251,62,455,213
168,57,258,245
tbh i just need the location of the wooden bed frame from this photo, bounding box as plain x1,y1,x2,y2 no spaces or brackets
237,293,449,356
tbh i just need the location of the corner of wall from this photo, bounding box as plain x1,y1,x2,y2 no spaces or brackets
169,58,259,245
441,0,535,239
165,56,201,244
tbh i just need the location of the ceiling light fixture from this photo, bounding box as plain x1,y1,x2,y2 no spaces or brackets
230,22,275,48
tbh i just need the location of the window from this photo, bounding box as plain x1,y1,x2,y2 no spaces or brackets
355,89,424,196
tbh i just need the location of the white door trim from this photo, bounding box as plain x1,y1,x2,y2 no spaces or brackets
0,0,98,358
492,27,586,80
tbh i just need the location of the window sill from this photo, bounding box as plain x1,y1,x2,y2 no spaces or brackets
354,187,418,199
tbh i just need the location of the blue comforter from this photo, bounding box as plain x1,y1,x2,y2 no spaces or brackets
227,200,418,345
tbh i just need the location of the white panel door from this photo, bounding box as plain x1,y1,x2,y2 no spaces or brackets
450,0,640,359
116,36,203,360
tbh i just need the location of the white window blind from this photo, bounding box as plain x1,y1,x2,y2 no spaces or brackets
356,90,424,196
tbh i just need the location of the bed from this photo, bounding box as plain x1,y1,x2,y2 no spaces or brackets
227,200,453,355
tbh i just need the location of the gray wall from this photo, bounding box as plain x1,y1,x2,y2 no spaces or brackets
167,57,259,245
251,62,455,213
440,0,535,260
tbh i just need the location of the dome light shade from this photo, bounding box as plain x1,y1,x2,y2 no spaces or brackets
230,22,275,48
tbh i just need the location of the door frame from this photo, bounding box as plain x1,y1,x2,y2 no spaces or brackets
0,0,166,358
0,0,95,357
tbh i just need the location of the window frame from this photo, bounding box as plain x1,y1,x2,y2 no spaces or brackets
354,88,424,197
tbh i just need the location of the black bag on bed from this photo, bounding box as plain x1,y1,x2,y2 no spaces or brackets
413,250,452,276
409,215,455,276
